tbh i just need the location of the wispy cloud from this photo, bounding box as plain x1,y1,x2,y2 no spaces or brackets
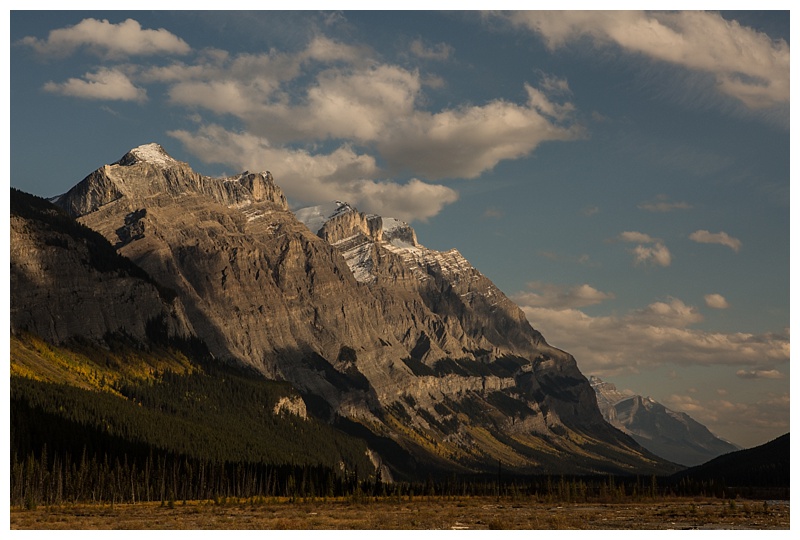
689,229,742,252
20,18,191,58
495,11,789,110
482,206,504,219
638,194,692,213
409,38,454,61
511,282,614,310
43,68,147,102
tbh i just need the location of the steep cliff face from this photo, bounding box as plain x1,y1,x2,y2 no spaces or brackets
299,202,610,437
43,144,675,476
10,188,193,345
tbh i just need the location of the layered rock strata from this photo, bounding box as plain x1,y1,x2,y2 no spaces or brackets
44,143,674,475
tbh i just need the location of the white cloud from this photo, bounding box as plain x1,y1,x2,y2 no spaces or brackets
167,125,458,222
689,229,742,252
517,297,789,377
618,230,671,267
32,26,583,220
498,11,789,109
43,68,146,102
376,82,582,179
631,243,672,267
704,293,730,309
619,231,657,244
21,18,191,58
300,35,372,65
512,282,614,310
154,34,581,180
631,298,703,327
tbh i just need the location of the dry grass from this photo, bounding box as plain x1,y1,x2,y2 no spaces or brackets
10,496,789,530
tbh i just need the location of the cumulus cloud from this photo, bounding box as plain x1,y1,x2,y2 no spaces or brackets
631,298,703,327
167,125,458,222
497,10,789,109
155,34,581,180
618,231,671,267
511,282,614,310
689,229,742,252
20,18,190,58
34,25,583,220
631,243,672,267
704,293,730,309
377,83,581,179
516,297,789,377
43,68,146,102
638,194,692,212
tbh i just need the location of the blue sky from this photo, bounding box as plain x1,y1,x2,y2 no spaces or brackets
7,9,791,448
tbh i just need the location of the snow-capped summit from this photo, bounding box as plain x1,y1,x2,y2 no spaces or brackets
295,201,355,235
52,143,286,218
116,143,179,168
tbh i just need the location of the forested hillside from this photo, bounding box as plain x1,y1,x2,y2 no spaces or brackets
10,335,378,507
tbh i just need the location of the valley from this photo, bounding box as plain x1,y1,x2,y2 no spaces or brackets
10,497,790,530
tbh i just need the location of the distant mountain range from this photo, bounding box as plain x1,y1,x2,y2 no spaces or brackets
11,143,678,482
590,376,741,466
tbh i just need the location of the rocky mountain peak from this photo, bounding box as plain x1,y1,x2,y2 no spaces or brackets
381,217,419,249
590,375,740,466
115,143,181,168
53,143,288,218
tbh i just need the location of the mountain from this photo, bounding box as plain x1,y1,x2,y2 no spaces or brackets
590,376,741,467
10,187,381,488
15,143,678,478
10,187,193,348
667,433,789,499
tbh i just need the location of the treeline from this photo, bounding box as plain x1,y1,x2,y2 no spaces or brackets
16,448,776,510
10,447,367,508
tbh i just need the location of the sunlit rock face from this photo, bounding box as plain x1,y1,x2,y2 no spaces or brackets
45,143,675,477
